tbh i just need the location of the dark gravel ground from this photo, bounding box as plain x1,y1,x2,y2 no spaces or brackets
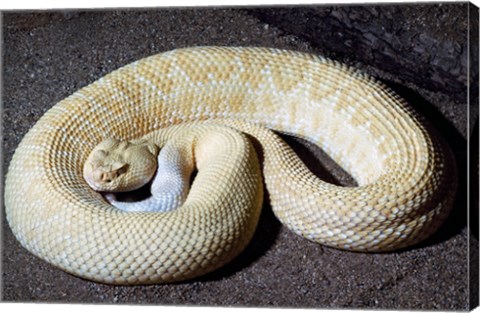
1,4,478,310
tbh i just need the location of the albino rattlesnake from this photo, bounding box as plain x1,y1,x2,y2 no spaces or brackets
5,47,456,285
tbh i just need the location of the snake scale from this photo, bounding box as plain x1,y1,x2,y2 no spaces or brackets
5,46,456,285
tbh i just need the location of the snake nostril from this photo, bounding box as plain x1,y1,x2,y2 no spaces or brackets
100,173,113,183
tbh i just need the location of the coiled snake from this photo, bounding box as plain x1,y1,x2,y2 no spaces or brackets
5,47,456,285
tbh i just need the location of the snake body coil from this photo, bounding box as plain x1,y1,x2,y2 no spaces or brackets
5,47,456,284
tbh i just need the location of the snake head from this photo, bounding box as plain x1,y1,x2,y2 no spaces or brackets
84,138,159,192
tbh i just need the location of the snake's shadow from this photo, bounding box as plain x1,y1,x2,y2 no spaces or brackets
381,80,471,249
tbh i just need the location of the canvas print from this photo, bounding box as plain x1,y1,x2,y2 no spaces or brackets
1,2,478,310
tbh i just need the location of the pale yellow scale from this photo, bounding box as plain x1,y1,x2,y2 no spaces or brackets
5,46,456,285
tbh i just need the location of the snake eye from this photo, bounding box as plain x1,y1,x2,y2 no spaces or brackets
117,165,128,175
